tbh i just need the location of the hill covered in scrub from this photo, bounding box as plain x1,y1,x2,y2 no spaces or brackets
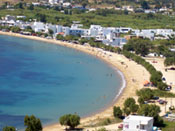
1,0,175,9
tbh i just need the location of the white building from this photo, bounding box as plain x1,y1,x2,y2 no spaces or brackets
49,0,58,5
122,6,134,12
32,22,45,32
144,10,156,14
16,16,26,19
123,115,153,131
89,25,103,37
46,24,56,32
4,15,16,21
32,2,40,6
63,2,71,8
119,27,132,33
56,25,63,33
156,29,175,37
62,27,70,36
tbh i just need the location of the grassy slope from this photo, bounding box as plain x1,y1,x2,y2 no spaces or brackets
0,7,175,29
162,120,175,131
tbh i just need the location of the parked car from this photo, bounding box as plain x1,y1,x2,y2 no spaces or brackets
148,100,155,103
153,96,159,100
158,99,167,104
118,124,123,129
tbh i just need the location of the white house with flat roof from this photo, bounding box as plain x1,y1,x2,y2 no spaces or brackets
62,27,70,36
32,22,45,32
123,115,153,131
89,25,103,37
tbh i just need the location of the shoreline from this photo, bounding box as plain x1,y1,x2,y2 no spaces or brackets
0,31,150,130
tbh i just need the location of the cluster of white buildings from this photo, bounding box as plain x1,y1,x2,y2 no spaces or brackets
131,29,175,40
115,5,175,14
0,15,175,48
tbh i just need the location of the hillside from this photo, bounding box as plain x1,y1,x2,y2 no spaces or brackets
1,0,175,8
0,0,37,5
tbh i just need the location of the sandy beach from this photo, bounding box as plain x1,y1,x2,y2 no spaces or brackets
0,31,151,131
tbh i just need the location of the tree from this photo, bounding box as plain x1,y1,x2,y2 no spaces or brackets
15,2,23,9
138,104,163,126
56,34,64,40
3,126,16,131
10,26,21,33
48,29,54,35
164,57,175,66
113,106,122,118
59,114,80,129
123,97,139,115
136,88,154,101
28,4,34,10
82,0,88,8
141,1,149,9
123,38,151,56
123,107,131,116
134,39,151,56
36,13,46,23
24,115,42,131
124,97,136,107
157,82,168,90
138,97,145,105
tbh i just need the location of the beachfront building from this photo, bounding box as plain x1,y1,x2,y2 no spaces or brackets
103,37,127,47
56,25,63,33
45,24,57,34
88,25,103,37
32,22,45,32
123,115,153,131
62,27,70,36
70,24,84,36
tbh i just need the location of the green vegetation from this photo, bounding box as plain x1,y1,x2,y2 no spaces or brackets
4,115,42,131
122,50,167,89
91,0,175,9
0,6,175,29
113,106,122,118
123,38,151,56
123,97,139,115
164,57,175,66
3,126,16,131
152,89,175,97
162,120,175,131
59,114,80,129
100,118,111,126
136,88,154,101
138,104,163,126
10,26,21,33
97,127,107,131
84,117,122,127
137,88,175,99
24,115,42,131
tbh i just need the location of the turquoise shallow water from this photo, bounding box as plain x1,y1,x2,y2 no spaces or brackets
0,35,123,130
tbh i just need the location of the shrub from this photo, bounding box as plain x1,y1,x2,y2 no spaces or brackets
24,115,42,131
113,106,122,118
59,114,80,129
3,126,16,131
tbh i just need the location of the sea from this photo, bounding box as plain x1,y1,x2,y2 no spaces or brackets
0,35,124,130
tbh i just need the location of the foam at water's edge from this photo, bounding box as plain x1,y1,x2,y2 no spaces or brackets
113,69,126,102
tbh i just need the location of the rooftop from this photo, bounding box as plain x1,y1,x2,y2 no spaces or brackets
125,115,153,121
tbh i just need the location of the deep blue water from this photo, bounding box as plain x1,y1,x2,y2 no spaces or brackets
0,35,123,130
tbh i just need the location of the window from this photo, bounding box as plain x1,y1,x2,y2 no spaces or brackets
140,125,145,129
